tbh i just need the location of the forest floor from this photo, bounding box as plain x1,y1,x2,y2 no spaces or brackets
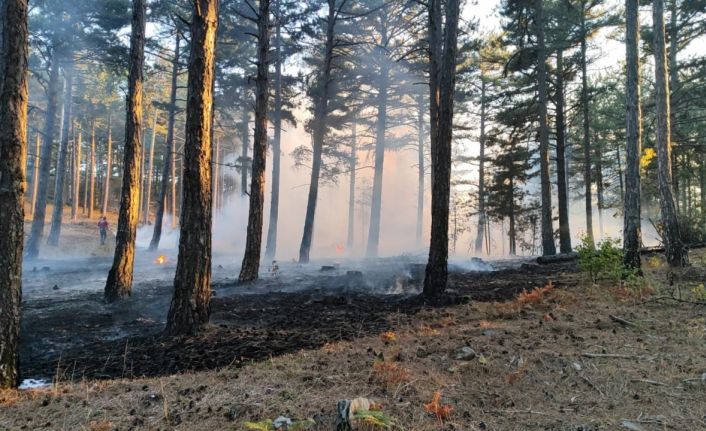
3,222,706,430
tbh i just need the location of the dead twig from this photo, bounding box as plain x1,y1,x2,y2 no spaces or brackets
580,374,605,397
609,314,638,327
630,378,666,386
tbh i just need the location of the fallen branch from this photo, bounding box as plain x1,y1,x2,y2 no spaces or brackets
610,315,638,327
580,374,605,397
630,378,666,386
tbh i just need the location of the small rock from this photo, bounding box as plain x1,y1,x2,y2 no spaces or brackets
52,285,59,290
453,346,476,361
572,362,582,371
321,265,336,272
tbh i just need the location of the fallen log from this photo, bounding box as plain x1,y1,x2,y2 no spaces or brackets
536,253,578,265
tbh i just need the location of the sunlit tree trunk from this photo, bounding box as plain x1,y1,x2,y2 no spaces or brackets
416,93,426,247
166,0,218,334
555,49,571,253
347,119,357,249
298,0,335,264
474,77,486,254
239,0,271,282
265,0,283,260
423,0,460,298
26,51,60,259
102,116,112,214
143,113,157,224
105,0,146,302
535,0,556,256
579,2,594,246
0,0,28,389
652,0,687,266
71,129,81,221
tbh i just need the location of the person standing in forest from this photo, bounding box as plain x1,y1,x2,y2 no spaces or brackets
98,216,109,245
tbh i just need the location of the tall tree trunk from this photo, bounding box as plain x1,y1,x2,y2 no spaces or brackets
25,51,60,259
239,109,249,196
298,0,335,264
668,0,679,213
347,119,357,249
166,0,218,334
416,93,426,246
88,121,96,219
213,136,220,210
265,0,283,260
509,178,516,256
104,0,146,302
47,60,73,245
30,133,40,217
423,0,460,298
652,0,687,266
474,77,486,254
366,59,389,258
555,49,571,253
535,0,556,256
580,1,595,246
239,0,271,282
171,130,177,228
700,153,706,231
595,146,605,238
149,38,179,251
143,113,157,224
71,129,81,221
102,116,112,214
0,0,29,389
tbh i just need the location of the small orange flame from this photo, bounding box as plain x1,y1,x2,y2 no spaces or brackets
335,244,345,254
155,255,167,265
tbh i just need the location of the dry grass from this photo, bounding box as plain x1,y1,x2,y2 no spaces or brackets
4,259,706,430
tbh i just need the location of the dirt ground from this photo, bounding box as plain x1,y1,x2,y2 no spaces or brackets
4,220,706,430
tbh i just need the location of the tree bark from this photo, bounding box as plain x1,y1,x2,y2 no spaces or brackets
423,0,460,298
347,119,357,249
149,37,180,251
580,1,595,246
535,0,556,256
0,0,29,389
555,49,571,253
298,0,335,264
25,51,60,259
166,0,218,334
474,77,486,254
595,145,605,238
102,115,112,214
47,60,73,246
265,0,283,261
71,129,81,222
652,0,688,266
170,125,177,229
239,0,270,282
104,0,146,302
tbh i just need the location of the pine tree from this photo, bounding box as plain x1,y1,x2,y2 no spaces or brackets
166,0,218,334
105,0,147,301
0,0,29,389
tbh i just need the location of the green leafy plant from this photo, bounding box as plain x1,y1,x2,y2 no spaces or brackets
352,410,395,429
244,418,315,431
576,236,626,284
691,283,706,301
